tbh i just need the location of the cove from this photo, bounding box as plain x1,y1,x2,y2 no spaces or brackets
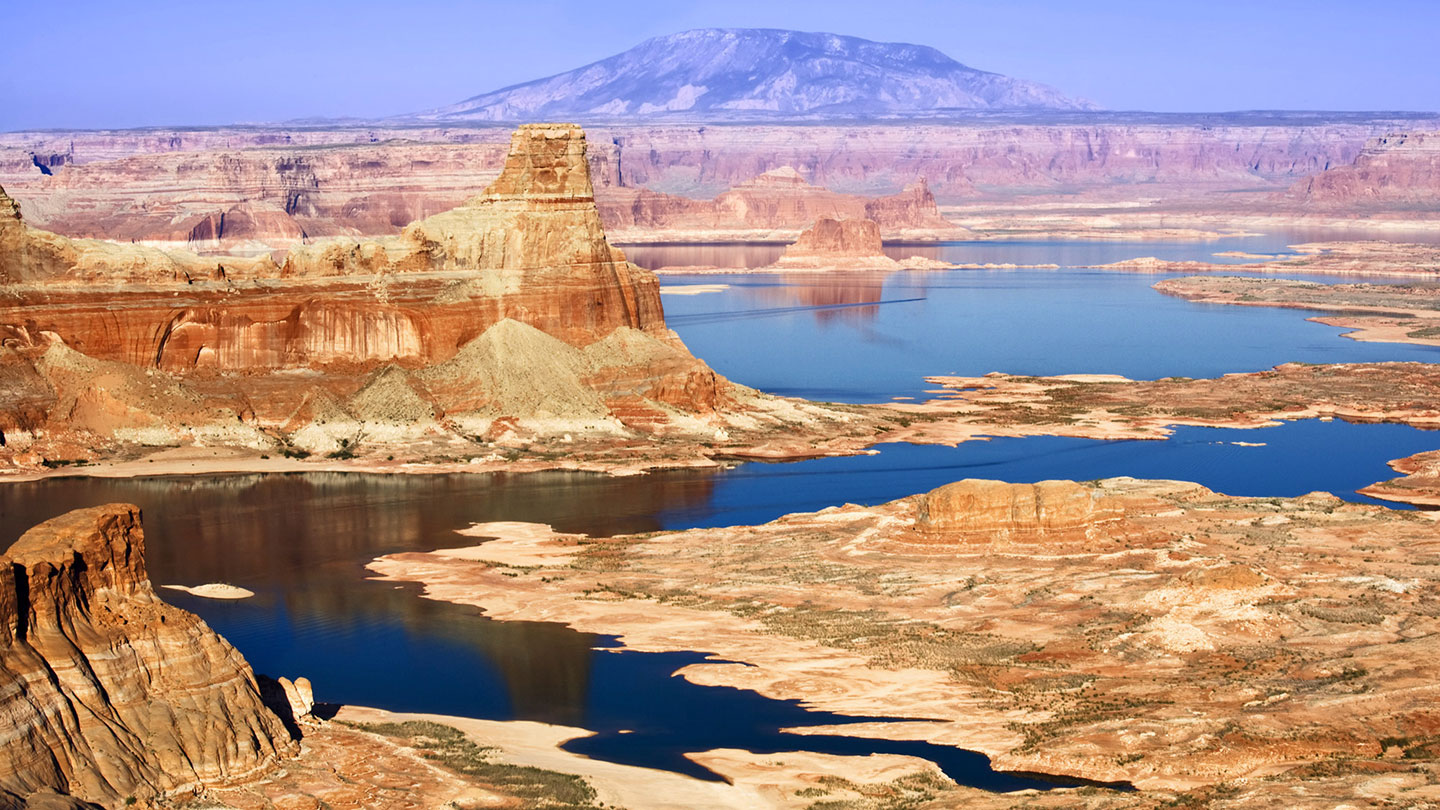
1,419,1433,788
640,239,1440,402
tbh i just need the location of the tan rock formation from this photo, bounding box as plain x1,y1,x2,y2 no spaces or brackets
1,124,864,467
913,479,1128,549
0,505,295,806
771,217,901,269
0,124,667,369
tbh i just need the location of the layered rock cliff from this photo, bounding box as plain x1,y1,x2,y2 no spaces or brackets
913,478,1129,551
0,124,853,467
1284,131,1440,209
5,116,1434,250
599,168,957,240
771,217,900,270
0,505,296,806
0,124,667,368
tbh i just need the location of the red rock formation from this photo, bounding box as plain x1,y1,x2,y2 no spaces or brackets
599,167,956,239
7,116,1425,249
771,217,900,269
0,505,296,806
0,124,755,457
1284,132,1440,209
913,479,1128,550
0,125,667,370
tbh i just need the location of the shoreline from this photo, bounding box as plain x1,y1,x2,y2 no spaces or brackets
363,479,1440,803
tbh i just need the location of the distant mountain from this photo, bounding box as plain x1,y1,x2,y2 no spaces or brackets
412,28,1095,122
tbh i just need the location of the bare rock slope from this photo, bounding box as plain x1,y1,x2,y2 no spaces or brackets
0,505,296,806
0,124,858,470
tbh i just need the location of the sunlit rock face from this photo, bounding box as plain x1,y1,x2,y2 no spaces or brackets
0,124,667,371
0,505,295,807
1284,131,1440,208
599,168,957,238
914,479,1128,550
0,124,744,454
771,217,900,270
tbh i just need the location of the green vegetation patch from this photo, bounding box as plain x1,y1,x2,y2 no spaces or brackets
345,720,602,809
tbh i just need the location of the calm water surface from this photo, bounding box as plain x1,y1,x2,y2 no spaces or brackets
640,237,1440,401
4,236,1438,789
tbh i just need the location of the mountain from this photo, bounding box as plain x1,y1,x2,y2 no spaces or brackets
413,28,1094,122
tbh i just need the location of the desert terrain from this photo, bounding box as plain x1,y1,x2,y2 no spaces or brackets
5,18,1440,809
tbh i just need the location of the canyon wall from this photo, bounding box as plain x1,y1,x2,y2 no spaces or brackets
4,116,1436,250
0,124,782,462
1284,131,1440,209
0,125,667,369
599,168,956,239
0,505,296,806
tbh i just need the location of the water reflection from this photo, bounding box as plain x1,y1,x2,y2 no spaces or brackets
623,241,785,271
0,470,720,727
3,418,1437,784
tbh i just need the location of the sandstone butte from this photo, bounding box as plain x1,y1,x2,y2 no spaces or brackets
768,216,903,270
0,124,865,471
0,139,962,251
369,475,1440,808
0,504,296,808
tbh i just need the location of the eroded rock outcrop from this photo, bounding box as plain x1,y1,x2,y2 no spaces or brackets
0,124,666,368
1285,131,1440,209
601,168,957,240
913,478,1127,550
771,217,900,270
0,505,296,806
1,124,850,466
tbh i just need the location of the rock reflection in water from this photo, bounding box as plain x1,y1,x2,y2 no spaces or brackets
0,470,719,727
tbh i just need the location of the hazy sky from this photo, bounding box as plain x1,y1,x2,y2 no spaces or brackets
3,0,1437,130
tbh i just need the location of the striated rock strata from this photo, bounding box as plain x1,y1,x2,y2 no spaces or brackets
7,116,1437,250
914,479,1127,550
771,217,900,269
600,168,959,241
0,124,863,471
1284,131,1440,209
0,505,296,806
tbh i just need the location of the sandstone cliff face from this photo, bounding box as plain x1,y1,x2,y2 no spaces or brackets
771,217,900,269
5,117,1427,250
1285,131,1440,209
914,479,1127,550
0,505,296,806
0,125,757,460
599,168,956,239
4,141,512,249
0,124,667,369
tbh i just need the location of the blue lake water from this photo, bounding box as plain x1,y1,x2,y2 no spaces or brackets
4,236,1438,791
640,238,1440,401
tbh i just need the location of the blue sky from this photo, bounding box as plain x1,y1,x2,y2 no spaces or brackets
3,0,1437,129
